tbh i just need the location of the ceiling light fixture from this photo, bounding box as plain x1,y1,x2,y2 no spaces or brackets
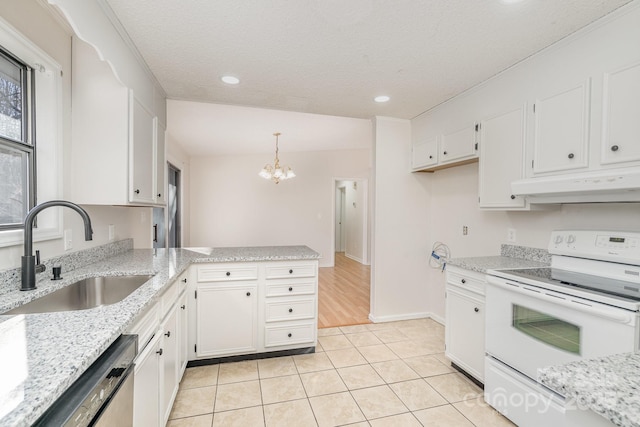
221,75,240,85
259,132,295,184
374,95,390,103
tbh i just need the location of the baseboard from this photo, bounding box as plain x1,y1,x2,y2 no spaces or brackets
368,311,429,323
428,312,445,325
344,253,364,264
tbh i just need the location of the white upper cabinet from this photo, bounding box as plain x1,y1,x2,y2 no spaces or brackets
411,136,439,170
532,80,591,175
130,95,156,204
601,62,640,166
441,125,478,165
479,105,527,209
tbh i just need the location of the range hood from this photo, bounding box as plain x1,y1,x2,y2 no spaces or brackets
511,167,640,203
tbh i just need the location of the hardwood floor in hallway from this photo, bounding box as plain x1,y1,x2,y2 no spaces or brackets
318,252,371,328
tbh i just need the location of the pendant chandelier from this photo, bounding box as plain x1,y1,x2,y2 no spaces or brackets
258,132,295,184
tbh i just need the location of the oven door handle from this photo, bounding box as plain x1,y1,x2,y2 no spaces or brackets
494,280,633,324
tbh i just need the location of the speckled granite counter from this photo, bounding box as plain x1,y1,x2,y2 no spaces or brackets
447,244,550,273
0,243,319,427
539,353,640,427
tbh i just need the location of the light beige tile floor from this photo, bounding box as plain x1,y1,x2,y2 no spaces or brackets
169,318,515,427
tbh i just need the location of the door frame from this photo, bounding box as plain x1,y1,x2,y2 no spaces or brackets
330,177,369,267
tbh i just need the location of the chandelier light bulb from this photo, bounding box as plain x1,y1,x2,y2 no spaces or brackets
259,132,295,184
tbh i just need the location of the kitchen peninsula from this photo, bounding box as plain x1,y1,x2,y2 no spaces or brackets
0,241,319,427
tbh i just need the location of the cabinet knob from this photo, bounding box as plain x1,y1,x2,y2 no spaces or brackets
287,333,292,338
461,279,466,284
568,153,574,159
157,193,162,198
246,291,251,296
510,195,516,200
611,145,619,152
289,269,293,274
429,155,433,159
443,151,448,155
156,348,163,355
134,189,140,194
474,307,480,313
181,305,186,310
165,331,171,338
288,308,293,313
288,287,293,292
182,278,187,283
226,272,231,276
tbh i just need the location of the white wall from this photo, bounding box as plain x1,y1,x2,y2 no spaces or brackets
371,117,432,322
425,163,640,320
0,0,154,271
189,149,371,266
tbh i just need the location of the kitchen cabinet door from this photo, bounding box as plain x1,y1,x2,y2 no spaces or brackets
479,105,527,209
601,62,640,166
178,291,188,376
133,332,161,427
440,125,478,165
196,284,258,358
532,80,590,175
155,121,167,204
130,95,156,204
160,305,179,425
412,137,439,170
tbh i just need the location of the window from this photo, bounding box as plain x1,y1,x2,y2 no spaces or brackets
0,18,62,248
0,47,35,229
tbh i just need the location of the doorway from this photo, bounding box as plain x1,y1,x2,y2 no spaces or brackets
167,163,181,248
332,179,368,266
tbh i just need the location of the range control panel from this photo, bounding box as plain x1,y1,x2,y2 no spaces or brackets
549,230,640,265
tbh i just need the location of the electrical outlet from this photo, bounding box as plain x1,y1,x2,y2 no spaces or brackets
463,225,468,236
64,229,73,251
507,228,517,243
108,224,115,242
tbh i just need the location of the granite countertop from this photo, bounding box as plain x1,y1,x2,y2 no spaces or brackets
447,244,551,273
539,353,640,427
0,244,319,427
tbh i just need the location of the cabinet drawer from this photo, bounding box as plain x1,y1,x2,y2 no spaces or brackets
265,279,316,297
177,269,190,293
446,268,486,296
197,264,258,282
127,303,159,353
265,298,315,322
264,322,316,348
161,280,179,318
265,263,316,279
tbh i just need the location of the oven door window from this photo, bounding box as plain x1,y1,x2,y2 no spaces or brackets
512,304,581,355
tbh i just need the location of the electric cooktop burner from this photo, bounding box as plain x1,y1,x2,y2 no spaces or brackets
495,267,640,303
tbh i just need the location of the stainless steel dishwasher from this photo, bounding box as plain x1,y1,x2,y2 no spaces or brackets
34,335,137,427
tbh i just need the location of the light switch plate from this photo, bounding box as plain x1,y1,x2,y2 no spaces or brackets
507,228,517,243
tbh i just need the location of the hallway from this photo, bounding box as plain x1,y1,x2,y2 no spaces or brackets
318,253,371,328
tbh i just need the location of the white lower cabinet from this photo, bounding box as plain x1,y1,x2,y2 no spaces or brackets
133,332,161,427
129,275,189,427
178,291,188,375
445,266,486,383
190,260,318,360
196,283,258,358
160,304,179,425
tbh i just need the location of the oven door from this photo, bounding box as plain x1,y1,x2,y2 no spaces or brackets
486,276,638,380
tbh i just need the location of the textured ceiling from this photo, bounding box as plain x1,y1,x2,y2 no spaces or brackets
101,0,632,155
104,0,631,120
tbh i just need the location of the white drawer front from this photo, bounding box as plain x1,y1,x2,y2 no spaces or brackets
265,298,315,322
197,264,258,282
265,263,316,279
177,270,189,293
160,280,179,318
265,280,316,297
127,303,159,352
446,269,486,296
264,322,316,348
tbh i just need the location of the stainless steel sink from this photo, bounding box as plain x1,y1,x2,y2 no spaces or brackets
5,275,154,315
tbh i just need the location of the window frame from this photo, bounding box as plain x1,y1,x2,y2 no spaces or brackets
0,46,37,230
0,16,63,248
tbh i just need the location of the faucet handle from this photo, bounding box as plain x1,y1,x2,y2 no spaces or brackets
35,250,46,273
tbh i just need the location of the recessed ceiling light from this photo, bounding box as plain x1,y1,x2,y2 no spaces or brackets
374,95,390,103
221,75,240,85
